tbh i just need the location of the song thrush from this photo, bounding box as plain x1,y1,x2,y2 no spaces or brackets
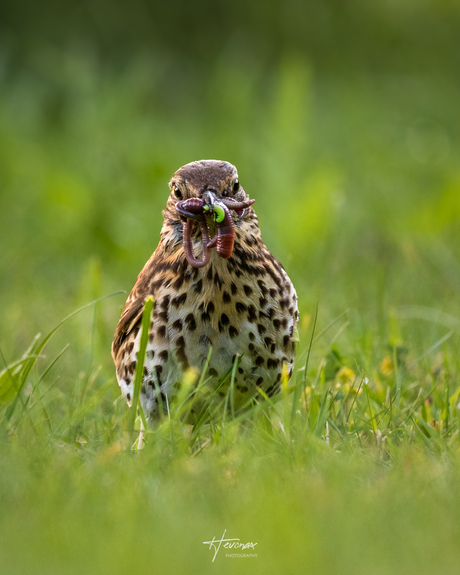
112,160,299,420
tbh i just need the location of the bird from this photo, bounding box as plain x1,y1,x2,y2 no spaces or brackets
112,160,299,421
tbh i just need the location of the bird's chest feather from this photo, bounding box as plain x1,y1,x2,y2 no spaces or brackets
115,226,298,417
142,243,296,397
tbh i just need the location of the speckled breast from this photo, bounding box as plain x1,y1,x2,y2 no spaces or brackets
116,246,298,419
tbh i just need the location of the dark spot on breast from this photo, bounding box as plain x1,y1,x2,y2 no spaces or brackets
257,280,268,296
257,324,266,335
229,326,239,338
266,383,280,397
259,298,268,308
159,350,168,361
223,291,231,304
171,293,187,308
127,342,134,354
247,305,257,322
244,285,253,296
280,298,290,309
283,335,290,349
236,302,247,314
173,275,185,290
269,288,277,298
207,266,213,281
201,311,211,322
221,313,230,326
249,332,255,341
149,333,154,343
199,335,212,348
209,368,219,377
281,318,289,329
185,313,197,331
256,356,264,366
147,349,155,359
172,319,183,331
143,366,149,377
231,282,238,295
157,325,166,338
157,310,168,322
161,295,171,309
238,367,244,374
256,376,263,386
273,319,281,329
218,321,224,333
239,386,249,393
208,302,215,314
176,347,189,370
141,385,146,394
248,343,255,352
194,279,203,294
155,364,163,377
126,392,131,401
176,336,186,348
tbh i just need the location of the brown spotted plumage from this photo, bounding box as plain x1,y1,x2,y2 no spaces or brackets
112,160,298,420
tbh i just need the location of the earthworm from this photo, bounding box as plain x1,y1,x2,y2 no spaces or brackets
207,202,235,259
176,198,211,267
175,196,256,266
175,197,207,220
182,218,212,268
220,197,255,218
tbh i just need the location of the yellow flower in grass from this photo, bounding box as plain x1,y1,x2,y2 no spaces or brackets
336,366,356,385
380,356,394,376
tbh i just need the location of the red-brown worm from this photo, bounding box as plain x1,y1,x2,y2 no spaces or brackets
182,218,211,268
206,202,234,259
176,197,207,219
175,196,256,266
220,198,255,218
176,198,211,267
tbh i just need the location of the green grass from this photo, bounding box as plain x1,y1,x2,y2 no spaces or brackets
1,21,460,572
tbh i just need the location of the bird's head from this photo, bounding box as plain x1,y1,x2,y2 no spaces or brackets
163,160,256,267
166,159,247,211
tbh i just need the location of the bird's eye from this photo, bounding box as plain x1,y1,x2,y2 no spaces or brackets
174,186,182,199
233,179,240,192
222,190,228,197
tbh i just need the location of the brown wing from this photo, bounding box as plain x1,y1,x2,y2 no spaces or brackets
111,298,145,362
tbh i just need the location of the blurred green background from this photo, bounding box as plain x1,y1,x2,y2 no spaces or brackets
1,2,460,574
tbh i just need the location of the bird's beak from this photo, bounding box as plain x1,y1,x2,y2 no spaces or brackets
202,190,217,211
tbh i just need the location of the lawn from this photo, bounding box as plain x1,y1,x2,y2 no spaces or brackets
1,3,460,573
